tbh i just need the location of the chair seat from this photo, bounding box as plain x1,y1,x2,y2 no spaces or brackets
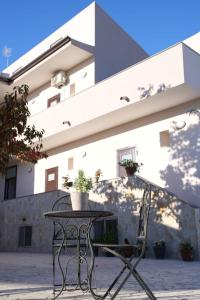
93,243,138,249
53,243,87,248
93,243,138,258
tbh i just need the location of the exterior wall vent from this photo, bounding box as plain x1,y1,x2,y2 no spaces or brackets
51,71,68,88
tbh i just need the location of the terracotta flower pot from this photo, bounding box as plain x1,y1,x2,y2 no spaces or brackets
153,245,166,259
181,249,194,261
125,167,137,176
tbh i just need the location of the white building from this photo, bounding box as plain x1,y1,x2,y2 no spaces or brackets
0,2,149,199
0,2,200,255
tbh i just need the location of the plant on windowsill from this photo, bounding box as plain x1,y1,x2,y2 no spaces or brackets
94,168,103,183
118,159,143,176
102,230,118,257
62,175,73,189
93,230,118,257
180,241,194,261
120,238,135,258
153,240,166,259
69,170,92,211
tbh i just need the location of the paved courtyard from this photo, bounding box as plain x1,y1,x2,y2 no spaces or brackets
0,252,200,300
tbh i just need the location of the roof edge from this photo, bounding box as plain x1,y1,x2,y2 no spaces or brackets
11,36,71,81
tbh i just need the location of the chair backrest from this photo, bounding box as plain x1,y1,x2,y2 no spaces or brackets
52,194,72,211
51,194,72,242
136,183,152,257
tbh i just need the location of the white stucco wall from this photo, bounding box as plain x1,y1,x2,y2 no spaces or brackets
9,98,199,206
4,1,148,84
1,97,200,206
15,162,35,197
184,32,200,54
0,161,34,200
183,44,200,91
28,43,188,151
28,58,95,116
4,3,96,76
1,5,200,208
94,4,148,83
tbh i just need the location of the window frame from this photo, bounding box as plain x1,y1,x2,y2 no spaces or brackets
4,165,17,200
116,146,137,177
18,225,32,247
93,218,118,243
47,93,60,108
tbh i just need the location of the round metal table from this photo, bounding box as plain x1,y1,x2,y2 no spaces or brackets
44,210,112,219
44,210,113,299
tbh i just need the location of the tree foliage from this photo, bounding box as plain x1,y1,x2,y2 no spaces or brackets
0,85,47,174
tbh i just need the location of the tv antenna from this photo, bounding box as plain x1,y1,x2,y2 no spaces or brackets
2,46,12,67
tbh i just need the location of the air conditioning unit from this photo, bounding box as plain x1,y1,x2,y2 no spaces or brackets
51,71,68,88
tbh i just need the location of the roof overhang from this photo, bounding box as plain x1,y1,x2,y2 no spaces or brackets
0,37,94,95
0,73,12,96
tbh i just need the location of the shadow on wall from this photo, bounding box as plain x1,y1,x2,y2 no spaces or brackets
160,114,200,206
90,177,146,244
90,175,199,259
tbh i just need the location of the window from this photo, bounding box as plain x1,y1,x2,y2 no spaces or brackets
47,94,60,108
94,220,104,239
70,83,75,96
117,147,136,177
160,130,170,147
93,219,118,243
4,166,17,200
18,226,32,247
45,167,58,192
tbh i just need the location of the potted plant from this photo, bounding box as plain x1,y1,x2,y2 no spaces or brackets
180,241,194,261
62,175,73,189
102,230,118,257
121,238,135,258
94,169,103,183
153,240,166,259
66,170,92,211
92,231,117,257
118,159,142,176
92,236,104,256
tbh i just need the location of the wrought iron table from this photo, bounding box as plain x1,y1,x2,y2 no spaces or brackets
44,210,113,299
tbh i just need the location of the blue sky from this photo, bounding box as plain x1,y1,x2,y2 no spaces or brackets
0,0,200,71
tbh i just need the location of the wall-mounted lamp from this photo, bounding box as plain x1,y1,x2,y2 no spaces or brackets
81,151,87,158
120,96,130,102
27,167,32,173
171,108,200,131
63,121,71,126
172,120,186,130
82,72,87,78
188,109,200,118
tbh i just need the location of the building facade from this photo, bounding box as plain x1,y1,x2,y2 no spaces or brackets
0,3,200,257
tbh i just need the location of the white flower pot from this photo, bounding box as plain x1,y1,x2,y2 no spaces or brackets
70,192,89,210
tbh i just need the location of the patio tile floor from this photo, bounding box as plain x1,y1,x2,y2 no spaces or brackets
0,252,199,300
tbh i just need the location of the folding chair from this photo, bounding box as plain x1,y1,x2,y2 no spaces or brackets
91,184,157,300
